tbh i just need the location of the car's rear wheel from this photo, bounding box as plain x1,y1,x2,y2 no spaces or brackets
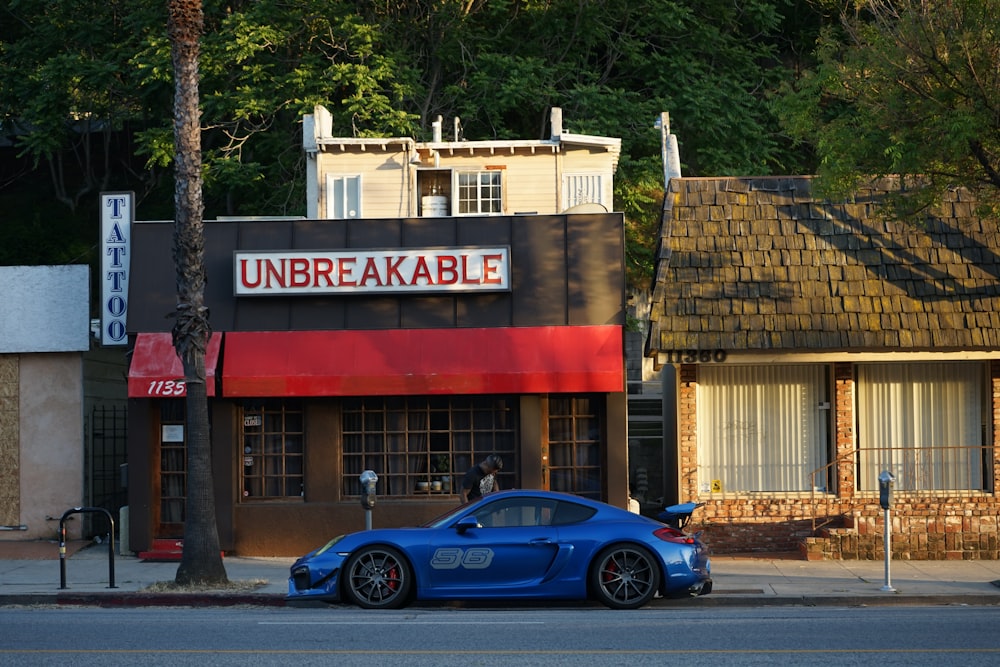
343,546,413,609
590,544,661,609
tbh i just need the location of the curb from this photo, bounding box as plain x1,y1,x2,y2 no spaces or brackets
3,593,999,609
669,594,1000,608
0,593,288,608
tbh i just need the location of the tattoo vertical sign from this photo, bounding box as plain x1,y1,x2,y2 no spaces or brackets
101,192,133,346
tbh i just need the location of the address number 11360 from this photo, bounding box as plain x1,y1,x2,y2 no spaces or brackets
664,350,728,364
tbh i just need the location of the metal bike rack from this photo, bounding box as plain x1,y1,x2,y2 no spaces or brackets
59,507,117,589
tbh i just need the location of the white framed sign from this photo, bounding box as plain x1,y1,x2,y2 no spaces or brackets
161,425,185,443
100,192,133,346
234,247,511,296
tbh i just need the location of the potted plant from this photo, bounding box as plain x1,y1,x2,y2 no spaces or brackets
433,455,451,492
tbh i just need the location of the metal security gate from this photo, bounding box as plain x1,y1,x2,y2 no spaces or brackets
84,405,128,538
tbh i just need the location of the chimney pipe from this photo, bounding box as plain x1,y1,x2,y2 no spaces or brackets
550,107,562,139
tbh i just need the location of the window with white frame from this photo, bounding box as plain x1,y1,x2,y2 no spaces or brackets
325,174,361,219
857,362,987,492
456,170,502,214
697,364,830,493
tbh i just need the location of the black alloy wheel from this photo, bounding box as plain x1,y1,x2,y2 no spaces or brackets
343,545,413,609
590,544,661,609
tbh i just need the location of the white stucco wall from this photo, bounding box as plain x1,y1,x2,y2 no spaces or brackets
18,354,85,540
0,265,90,353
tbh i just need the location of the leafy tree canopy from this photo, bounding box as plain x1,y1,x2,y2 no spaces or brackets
2,0,819,286
776,0,1000,217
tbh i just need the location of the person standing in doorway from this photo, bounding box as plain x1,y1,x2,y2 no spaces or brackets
460,454,503,504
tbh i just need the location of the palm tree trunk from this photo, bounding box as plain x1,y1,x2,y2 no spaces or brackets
168,0,227,585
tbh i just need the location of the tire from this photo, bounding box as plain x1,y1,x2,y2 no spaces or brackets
590,544,661,610
343,546,413,609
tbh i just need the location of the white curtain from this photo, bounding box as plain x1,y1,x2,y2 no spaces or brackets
857,362,983,491
697,365,828,492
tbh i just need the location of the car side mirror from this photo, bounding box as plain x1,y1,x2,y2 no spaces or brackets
455,515,482,534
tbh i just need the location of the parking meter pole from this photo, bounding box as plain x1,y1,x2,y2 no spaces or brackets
881,506,895,592
878,470,896,593
365,508,372,531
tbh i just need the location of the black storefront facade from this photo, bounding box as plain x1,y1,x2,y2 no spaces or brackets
125,213,627,556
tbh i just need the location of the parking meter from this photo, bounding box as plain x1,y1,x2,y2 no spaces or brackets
360,470,378,510
878,470,895,510
878,470,896,591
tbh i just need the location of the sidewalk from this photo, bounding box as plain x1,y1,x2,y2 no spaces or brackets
2,541,1000,608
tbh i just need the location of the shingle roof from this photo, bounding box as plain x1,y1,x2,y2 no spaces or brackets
647,176,1000,355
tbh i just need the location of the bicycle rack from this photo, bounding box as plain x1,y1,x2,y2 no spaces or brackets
59,507,117,589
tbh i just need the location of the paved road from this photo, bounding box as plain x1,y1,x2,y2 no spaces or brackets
3,605,1000,666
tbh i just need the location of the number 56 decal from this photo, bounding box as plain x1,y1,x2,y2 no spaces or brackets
430,547,494,570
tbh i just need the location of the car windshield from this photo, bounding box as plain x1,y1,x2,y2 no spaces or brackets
420,502,473,528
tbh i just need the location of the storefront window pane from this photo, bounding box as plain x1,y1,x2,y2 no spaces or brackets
697,364,829,493
857,362,986,491
547,395,603,500
240,400,304,501
342,396,518,498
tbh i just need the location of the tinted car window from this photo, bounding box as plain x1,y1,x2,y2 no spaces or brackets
551,501,597,525
473,497,558,527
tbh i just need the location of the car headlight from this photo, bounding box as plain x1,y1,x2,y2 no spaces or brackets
313,535,345,557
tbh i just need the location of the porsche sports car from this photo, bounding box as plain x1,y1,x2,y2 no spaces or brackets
287,489,711,610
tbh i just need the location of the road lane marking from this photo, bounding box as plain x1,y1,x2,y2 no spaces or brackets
258,620,546,625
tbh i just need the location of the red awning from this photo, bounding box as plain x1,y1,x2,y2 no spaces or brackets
222,326,623,397
128,332,222,398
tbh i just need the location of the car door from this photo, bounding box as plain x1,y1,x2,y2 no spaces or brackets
425,497,560,596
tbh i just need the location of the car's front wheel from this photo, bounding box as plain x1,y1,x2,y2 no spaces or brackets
590,544,661,609
343,546,413,609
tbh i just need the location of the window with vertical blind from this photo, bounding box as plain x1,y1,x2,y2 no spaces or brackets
341,396,517,497
697,365,830,493
857,362,986,492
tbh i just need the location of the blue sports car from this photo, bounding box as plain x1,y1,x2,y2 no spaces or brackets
287,489,712,609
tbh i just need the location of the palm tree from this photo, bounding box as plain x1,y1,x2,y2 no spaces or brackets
168,0,227,585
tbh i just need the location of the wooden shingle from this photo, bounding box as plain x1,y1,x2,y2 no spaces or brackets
649,176,1000,355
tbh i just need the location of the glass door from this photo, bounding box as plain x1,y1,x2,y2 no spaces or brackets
155,400,186,537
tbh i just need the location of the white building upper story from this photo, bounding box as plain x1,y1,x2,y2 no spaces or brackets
302,106,622,220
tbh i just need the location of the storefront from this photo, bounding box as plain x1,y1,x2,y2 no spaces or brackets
125,213,627,556
647,175,1000,559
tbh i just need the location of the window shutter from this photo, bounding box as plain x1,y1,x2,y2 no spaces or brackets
563,174,603,210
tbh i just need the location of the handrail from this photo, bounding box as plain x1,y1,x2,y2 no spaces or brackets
808,445,994,533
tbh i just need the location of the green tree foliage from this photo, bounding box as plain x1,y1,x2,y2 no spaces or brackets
776,0,1000,216
3,0,820,286
1,0,166,207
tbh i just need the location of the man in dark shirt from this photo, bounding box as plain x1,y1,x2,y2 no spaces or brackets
459,454,503,504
